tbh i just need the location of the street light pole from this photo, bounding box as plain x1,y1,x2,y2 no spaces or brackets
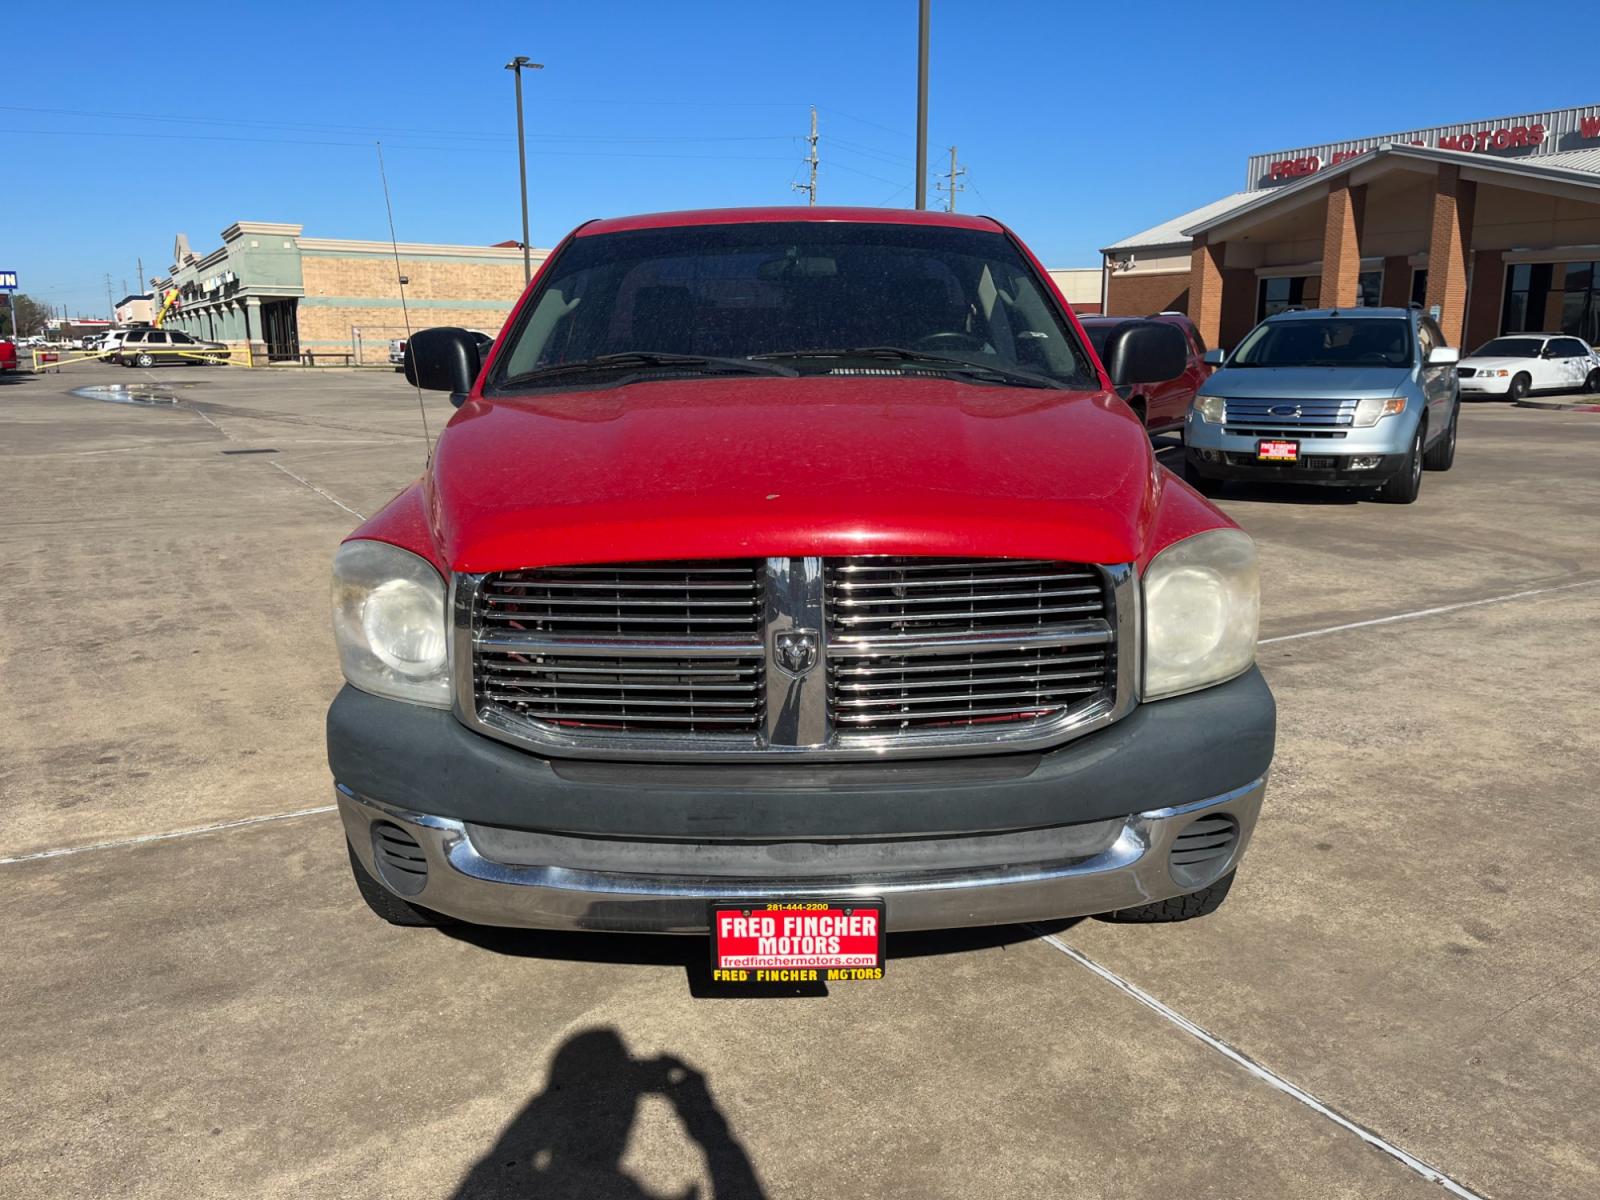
915,0,929,209
505,55,545,285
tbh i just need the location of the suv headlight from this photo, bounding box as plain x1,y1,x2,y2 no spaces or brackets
1194,394,1226,424
332,540,451,707
1351,396,1406,427
1143,528,1259,700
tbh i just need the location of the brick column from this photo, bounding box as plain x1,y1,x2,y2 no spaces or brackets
1424,166,1477,345
1379,256,1411,308
1321,179,1366,309
1189,235,1225,351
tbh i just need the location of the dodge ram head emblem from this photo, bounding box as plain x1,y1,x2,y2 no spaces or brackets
773,629,820,676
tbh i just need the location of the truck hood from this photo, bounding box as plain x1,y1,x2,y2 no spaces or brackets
426,375,1160,572
1201,365,1412,399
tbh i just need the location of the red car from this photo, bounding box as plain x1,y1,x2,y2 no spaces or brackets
0,338,17,373
1079,312,1212,435
326,207,1273,975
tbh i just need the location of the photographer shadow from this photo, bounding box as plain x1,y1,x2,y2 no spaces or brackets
451,1027,767,1200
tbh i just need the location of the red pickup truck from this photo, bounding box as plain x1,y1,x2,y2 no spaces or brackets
0,338,17,373
327,208,1273,972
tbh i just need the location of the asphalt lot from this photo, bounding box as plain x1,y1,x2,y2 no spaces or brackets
3,363,1598,1199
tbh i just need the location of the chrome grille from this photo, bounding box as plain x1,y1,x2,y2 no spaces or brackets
825,558,1105,634
825,557,1114,734
459,556,1130,759
1222,397,1356,429
479,561,762,636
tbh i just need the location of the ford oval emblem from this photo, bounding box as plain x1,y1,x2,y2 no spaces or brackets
1268,404,1301,417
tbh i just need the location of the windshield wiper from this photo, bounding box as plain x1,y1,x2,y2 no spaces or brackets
753,346,1067,390
501,351,798,388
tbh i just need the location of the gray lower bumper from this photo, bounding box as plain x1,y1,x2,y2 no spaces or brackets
338,777,1266,934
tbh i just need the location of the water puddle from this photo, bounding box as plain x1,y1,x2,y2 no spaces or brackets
71,383,181,406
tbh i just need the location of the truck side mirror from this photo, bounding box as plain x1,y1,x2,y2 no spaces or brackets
1202,347,1226,366
404,327,481,406
1102,320,1188,387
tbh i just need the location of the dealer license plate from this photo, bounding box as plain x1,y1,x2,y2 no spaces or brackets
1257,438,1299,462
710,900,886,984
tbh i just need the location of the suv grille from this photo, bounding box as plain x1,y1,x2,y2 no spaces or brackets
1223,397,1356,434
463,557,1125,758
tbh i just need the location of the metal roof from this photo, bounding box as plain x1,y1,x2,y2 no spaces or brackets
1100,192,1257,255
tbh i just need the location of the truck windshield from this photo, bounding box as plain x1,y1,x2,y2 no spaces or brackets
1228,318,1412,368
490,221,1097,391
1471,337,1544,358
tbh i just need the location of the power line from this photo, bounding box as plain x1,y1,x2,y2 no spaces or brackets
791,107,819,206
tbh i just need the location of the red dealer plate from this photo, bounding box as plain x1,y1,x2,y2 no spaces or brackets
1258,438,1299,462
710,900,886,984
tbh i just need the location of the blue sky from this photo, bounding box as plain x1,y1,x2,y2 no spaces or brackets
4,0,1595,317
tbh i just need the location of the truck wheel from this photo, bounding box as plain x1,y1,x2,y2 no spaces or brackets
1423,402,1458,471
1507,372,1531,401
1096,870,1235,923
1377,426,1424,504
346,840,454,927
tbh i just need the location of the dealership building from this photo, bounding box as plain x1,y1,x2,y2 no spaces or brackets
154,223,544,363
1101,104,1600,352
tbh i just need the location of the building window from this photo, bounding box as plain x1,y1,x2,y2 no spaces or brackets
1501,263,1554,333
1559,261,1599,346
1411,269,1428,307
1357,270,1382,308
1258,275,1320,320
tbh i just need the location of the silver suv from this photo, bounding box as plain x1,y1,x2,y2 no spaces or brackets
1185,306,1460,503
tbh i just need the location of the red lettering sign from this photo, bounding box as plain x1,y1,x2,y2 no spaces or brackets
1583,117,1600,140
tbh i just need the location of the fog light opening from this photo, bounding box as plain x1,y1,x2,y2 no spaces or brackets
1349,455,1384,471
1168,814,1239,889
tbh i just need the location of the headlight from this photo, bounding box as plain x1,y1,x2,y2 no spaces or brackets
1490,369,1508,378
1143,528,1259,700
1351,396,1406,427
1194,394,1226,424
332,540,451,707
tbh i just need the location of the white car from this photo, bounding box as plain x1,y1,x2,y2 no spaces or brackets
1458,334,1600,399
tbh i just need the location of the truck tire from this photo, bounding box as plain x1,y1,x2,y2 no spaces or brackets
1507,372,1531,401
346,840,454,927
1096,871,1235,923
1377,425,1424,504
1423,401,1458,471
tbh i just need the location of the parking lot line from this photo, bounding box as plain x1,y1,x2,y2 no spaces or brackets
1261,577,1600,646
1034,931,1489,1200
0,805,337,866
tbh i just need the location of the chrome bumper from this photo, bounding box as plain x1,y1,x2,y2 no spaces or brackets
337,777,1266,934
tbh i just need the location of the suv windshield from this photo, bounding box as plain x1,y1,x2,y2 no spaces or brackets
1228,318,1412,368
1472,337,1545,358
490,222,1096,391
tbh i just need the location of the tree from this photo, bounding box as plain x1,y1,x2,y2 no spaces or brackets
0,293,52,338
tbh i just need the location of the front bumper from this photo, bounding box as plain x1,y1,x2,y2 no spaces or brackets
1458,374,1512,395
1184,413,1413,485
339,777,1265,933
328,668,1274,933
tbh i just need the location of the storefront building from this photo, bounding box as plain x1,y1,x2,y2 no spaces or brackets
154,222,545,363
1101,105,1600,352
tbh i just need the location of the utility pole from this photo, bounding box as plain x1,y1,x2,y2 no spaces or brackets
137,256,146,294
915,0,929,209
937,145,966,212
505,55,545,285
792,106,819,206
104,274,115,320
